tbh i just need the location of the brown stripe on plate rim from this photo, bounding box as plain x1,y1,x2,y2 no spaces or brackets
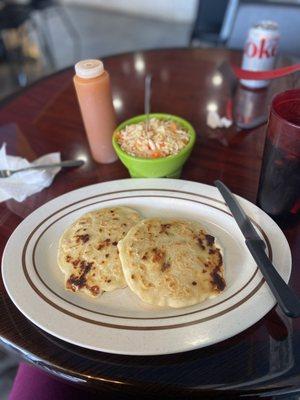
21,189,271,330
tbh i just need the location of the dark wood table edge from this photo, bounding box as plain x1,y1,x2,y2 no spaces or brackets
1,331,299,399
0,47,298,398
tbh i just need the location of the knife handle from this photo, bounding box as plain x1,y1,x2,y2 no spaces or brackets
246,239,300,318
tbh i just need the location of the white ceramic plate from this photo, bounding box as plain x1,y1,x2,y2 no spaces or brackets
2,179,292,355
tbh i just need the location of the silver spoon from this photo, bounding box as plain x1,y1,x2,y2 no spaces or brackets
144,73,152,134
0,159,84,178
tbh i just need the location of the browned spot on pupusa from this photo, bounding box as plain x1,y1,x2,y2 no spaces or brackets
97,238,111,250
210,248,225,292
205,234,215,246
209,248,223,271
161,262,171,272
66,261,94,292
75,234,90,244
152,248,165,263
159,223,171,234
210,269,226,291
197,237,205,250
90,285,100,296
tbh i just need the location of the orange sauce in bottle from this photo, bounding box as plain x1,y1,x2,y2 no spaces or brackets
73,59,117,163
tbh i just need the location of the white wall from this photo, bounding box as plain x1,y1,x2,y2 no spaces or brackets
62,0,198,22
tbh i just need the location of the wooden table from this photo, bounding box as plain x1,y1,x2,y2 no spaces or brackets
0,48,299,399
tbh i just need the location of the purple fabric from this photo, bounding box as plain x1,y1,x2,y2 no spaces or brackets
9,362,102,400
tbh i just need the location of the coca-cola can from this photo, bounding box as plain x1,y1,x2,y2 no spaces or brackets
241,20,280,89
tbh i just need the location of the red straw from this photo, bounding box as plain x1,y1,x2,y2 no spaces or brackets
226,98,233,120
232,63,300,80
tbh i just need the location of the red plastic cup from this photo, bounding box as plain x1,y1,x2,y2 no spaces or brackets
257,89,300,217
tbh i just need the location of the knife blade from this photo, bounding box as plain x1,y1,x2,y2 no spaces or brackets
214,180,265,247
215,180,300,318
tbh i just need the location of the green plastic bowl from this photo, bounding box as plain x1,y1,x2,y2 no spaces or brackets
112,113,196,178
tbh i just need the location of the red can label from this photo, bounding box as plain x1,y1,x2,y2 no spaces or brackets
241,21,280,88
244,37,279,59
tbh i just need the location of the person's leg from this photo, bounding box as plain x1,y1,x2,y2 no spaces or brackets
9,362,97,400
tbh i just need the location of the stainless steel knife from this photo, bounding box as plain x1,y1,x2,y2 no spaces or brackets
215,180,300,318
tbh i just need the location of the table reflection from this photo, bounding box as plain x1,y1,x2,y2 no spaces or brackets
14,306,293,390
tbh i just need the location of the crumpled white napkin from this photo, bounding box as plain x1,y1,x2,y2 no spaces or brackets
0,143,61,202
207,110,232,129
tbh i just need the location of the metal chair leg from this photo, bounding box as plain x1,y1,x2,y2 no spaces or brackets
42,9,57,65
16,28,27,87
30,13,56,70
1,29,27,87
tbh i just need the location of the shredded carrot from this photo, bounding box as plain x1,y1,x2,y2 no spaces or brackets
151,152,162,158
